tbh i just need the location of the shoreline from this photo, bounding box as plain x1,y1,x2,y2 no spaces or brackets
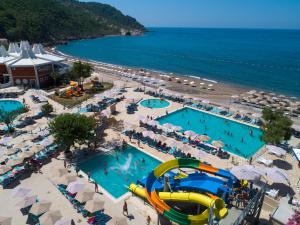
50,48,300,124
52,47,250,103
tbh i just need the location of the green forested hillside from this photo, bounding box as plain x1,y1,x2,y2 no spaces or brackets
0,0,145,43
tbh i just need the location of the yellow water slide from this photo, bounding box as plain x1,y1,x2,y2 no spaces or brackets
129,184,228,224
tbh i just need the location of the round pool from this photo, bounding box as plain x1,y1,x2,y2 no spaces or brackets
0,100,24,113
140,98,170,108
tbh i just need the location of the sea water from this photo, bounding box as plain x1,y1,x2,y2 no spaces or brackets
58,28,300,98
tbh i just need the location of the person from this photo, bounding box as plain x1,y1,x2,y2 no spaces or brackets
123,201,128,216
104,168,108,176
75,166,80,176
147,215,151,225
141,158,145,163
64,159,67,168
138,139,141,147
94,181,99,193
88,172,91,182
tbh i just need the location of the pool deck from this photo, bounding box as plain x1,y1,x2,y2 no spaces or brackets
1,77,300,224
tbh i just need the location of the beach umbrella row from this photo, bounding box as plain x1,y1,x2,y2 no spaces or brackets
230,165,289,184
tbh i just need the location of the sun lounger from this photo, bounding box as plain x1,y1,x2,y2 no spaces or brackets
266,189,279,198
257,157,273,167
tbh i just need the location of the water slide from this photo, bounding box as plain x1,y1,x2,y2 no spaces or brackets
129,184,227,225
130,158,234,225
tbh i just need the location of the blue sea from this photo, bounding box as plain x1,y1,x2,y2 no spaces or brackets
58,28,300,98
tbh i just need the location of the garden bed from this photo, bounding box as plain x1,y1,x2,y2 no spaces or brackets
49,82,113,108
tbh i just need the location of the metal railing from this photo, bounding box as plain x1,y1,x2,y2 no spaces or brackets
208,185,267,225
232,185,266,225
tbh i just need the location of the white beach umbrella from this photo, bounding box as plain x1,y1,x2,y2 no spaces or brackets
184,130,196,137
0,217,12,225
166,139,183,149
18,151,34,159
7,157,25,167
163,123,174,129
198,135,210,142
264,168,289,184
157,136,168,143
14,142,27,150
212,140,224,148
5,148,19,156
137,115,146,121
75,188,95,203
147,120,159,127
66,181,85,194
15,195,37,208
56,175,77,186
266,145,286,157
31,145,44,153
11,186,32,198
0,165,12,175
39,210,62,225
202,99,210,104
54,218,73,225
230,165,262,180
29,200,52,216
84,199,105,213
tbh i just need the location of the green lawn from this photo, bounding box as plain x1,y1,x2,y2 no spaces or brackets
49,82,113,108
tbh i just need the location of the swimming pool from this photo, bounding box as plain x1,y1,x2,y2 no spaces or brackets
140,98,170,108
0,100,24,116
78,145,161,199
157,107,264,158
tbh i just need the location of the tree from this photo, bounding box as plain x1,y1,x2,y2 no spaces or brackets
261,107,293,144
41,102,53,117
0,108,26,133
70,61,94,88
49,113,96,152
50,71,60,86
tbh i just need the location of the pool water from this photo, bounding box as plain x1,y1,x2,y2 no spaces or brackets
0,100,24,114
140,98,170,108
157,107,264,158
78,145,161,199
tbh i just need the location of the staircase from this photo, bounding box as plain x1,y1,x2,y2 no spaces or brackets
262,195,279,213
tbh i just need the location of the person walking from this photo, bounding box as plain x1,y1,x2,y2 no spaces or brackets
94,181,99,193
123,201,128,216
64,159,67,168
75,166,80,176
88,172,91,182
147,215,151,225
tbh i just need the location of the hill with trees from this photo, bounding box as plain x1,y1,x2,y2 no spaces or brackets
0,0,145,44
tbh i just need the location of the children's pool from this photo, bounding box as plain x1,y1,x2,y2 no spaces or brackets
140,98,170,108
0,100,24,113
78,145,160,199
157,107,264,158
